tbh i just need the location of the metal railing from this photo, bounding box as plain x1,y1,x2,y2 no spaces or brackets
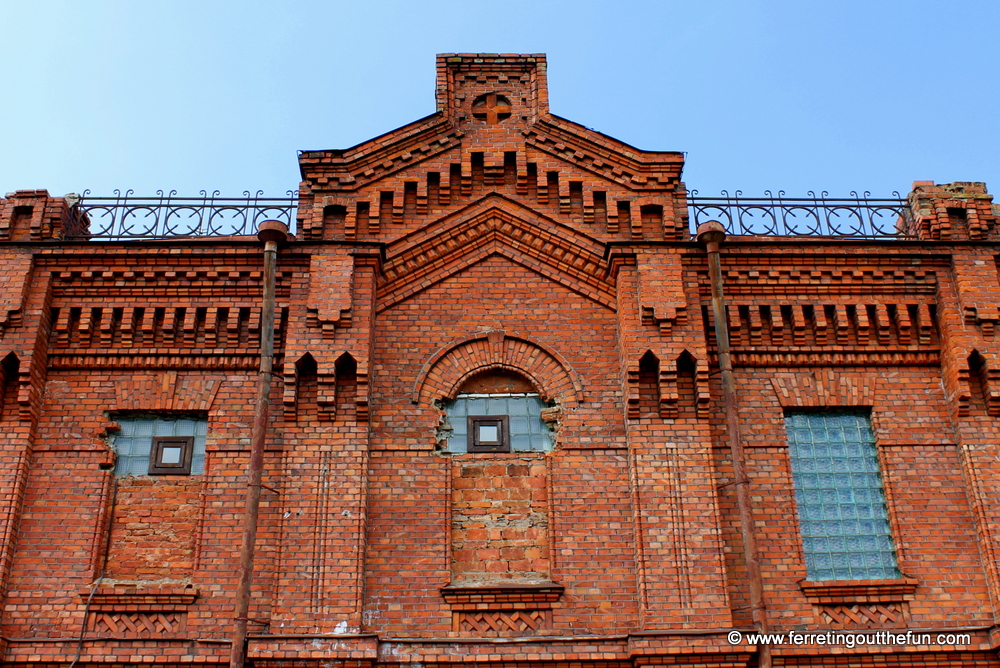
72,190,299,240
70,189,913,240
688,190,910,239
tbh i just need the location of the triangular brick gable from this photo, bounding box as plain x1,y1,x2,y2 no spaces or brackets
377,194,615,310
296,54,686,246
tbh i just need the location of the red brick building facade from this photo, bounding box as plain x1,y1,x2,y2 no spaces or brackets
1,53,999,667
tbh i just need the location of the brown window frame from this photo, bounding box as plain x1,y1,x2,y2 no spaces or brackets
468,415,509,453
148,436,195,475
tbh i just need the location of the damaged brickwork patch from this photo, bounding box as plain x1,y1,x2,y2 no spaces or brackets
451,455,550,584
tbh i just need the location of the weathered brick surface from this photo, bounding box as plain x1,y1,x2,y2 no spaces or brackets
0,53,999,667
105,477,202,580
451,455,550,584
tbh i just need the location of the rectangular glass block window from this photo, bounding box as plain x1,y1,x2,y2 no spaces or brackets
785,412,901,581
113,416,208,476
444,394,552,453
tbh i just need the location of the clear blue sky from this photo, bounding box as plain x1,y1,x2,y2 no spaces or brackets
2,0,997,201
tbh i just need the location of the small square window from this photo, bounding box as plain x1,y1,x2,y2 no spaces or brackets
148,436,194,475
468,415,509,452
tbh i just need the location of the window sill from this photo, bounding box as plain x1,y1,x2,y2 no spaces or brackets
78,582,198,611
441,582,563,610
799,577,918,604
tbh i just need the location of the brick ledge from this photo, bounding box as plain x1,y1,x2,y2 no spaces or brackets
799,577,918,604
78,581,198,611
441,582,564,608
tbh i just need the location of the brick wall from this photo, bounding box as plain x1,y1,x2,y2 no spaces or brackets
0,53,998,668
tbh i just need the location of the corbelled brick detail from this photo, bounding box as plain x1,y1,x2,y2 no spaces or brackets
0,190,87,241
903,181,998,240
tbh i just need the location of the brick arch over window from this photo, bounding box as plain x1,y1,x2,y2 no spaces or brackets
413,329,583,406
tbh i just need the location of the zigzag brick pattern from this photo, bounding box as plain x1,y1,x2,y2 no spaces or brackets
456,609,549,635
817,603,907,629
88,611,185,637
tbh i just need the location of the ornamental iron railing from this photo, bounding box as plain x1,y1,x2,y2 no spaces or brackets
72,190,299,240
69,189,912,240
688,190,909,239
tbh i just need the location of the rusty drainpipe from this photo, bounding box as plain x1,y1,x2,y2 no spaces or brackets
230,220,289,668
697,221,771,668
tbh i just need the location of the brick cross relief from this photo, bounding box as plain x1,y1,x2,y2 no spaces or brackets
472,93,512,124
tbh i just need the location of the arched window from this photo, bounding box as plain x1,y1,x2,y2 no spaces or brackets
441,370,553,453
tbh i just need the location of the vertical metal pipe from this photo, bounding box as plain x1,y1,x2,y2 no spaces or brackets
697,222,770,668
230,221,288,668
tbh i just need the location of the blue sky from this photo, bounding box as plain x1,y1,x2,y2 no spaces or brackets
2,0,997,202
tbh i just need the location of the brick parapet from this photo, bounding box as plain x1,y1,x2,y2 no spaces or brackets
0,190,87,241
903,181,998,241
297,55,687,246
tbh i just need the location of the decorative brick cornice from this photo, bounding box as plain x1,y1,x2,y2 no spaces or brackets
48,303,287,368
50,353,258,370
51,266,284,299
735,351,939,368
526,118,683,191
715,264,939,298
299,117,462,192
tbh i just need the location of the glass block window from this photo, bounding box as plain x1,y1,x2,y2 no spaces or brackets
785,412,900,581
113,416,208,476
444,393,552,453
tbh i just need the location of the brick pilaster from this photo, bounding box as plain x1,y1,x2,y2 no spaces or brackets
613,251,731,629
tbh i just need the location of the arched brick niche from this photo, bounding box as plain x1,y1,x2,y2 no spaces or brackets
412,329,583,407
